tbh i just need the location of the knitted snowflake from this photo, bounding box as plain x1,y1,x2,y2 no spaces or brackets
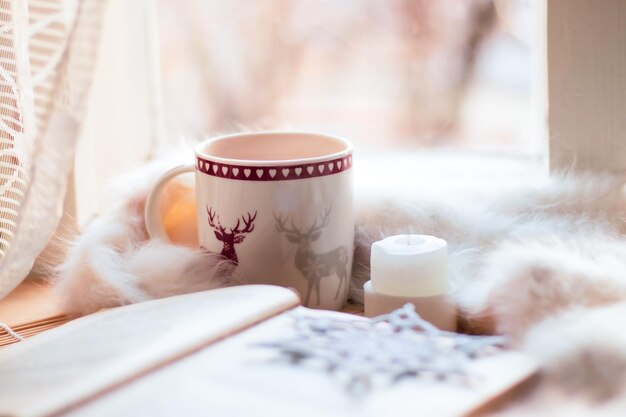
259,304,505,395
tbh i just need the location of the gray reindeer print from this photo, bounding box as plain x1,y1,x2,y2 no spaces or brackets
274,207,349,306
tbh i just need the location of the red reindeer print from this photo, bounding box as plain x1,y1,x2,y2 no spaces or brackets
274,207,349,306
207,206,257,265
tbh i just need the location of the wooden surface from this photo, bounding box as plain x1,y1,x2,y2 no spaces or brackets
547,0,626,173
0,278,66,326
0,278,71,347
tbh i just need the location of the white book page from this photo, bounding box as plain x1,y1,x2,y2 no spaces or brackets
0,285,300,417
65,308,537,417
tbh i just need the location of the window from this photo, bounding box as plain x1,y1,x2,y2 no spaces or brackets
156,0,537,155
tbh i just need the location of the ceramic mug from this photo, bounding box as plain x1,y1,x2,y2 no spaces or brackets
145,132,354,310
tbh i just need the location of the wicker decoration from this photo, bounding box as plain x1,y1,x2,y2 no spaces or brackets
259,304,505,395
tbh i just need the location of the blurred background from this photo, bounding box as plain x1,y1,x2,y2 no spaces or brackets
155,0,539,155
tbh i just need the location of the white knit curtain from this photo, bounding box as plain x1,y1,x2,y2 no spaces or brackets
0,0,107,298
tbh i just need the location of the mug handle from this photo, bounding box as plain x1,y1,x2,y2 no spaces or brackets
145,163,195,241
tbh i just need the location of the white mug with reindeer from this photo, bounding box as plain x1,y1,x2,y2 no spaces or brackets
145,132,354,310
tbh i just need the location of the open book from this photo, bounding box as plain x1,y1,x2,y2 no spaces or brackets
0,285,536,417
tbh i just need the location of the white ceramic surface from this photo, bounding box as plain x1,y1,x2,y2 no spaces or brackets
145,132,354,310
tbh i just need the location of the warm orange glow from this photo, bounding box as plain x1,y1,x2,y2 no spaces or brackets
160,182,198,247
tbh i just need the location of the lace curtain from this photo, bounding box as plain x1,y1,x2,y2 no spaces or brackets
0,0,106,298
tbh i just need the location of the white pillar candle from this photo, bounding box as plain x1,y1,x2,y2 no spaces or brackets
370,235,448,297
364,234,455,331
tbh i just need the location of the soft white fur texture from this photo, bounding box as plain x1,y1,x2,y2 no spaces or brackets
54,153,237,314
53,148,626,413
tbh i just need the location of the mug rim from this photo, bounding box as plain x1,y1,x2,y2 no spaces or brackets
195,131,353,167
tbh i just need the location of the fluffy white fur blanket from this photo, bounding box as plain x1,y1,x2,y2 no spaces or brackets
53,148,626,415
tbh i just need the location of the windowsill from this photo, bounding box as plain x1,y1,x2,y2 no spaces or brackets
0,276,66,327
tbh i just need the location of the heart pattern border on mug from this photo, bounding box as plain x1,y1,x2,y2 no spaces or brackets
146,132,354,310
196,155,352,181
